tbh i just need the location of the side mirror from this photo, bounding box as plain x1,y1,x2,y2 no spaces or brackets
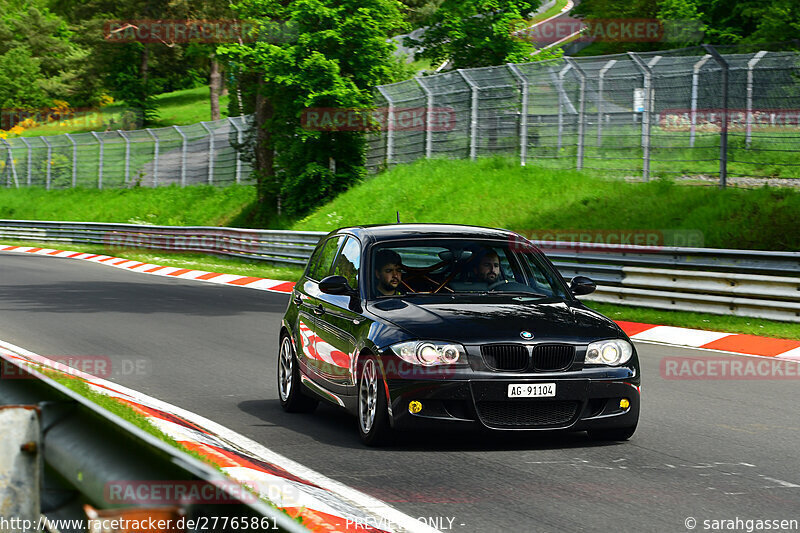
319,275,357,296
570,276,596,296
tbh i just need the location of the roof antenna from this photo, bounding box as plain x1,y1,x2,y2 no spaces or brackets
396,211,401,224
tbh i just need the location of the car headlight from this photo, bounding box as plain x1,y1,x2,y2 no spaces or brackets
390,341,466,366
585,339,633,366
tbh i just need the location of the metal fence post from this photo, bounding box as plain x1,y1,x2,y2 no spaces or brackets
690,54,712,148
146,128,159,187
458,69,480,160
376,87,394,167
118,131,130,185
628,52,652,181
415,77,434,159
556,63,572,151
646,56,662,148
227,118,243,183
174,125,187,187
1,139,19,188
597,59,617,146
507,63,528,166
90,131,103,189
200,122,214,184
703,44,729,189
65,133,77,188
18,137,32,186
746,51,768,149
41,136,52,190
566,58,586,170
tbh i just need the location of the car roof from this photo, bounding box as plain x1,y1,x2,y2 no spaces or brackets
335,223,520,243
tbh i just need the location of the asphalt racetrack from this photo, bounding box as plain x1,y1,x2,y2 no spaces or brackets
2,252,798,532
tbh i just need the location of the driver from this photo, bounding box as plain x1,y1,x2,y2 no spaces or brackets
374,249,404,296
474,248,502,284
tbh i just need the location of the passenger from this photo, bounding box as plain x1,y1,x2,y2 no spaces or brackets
374,249,404,296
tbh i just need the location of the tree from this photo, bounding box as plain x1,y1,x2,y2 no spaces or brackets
405,0,542,69
220,0,408,218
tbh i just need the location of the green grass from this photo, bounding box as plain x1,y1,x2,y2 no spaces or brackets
0,184,256,226
530,0,570,23
7,86,229,138
292,157,800,251
150,86,231,127
584,301,800,341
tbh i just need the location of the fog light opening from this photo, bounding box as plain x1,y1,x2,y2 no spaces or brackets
620,398,630,410
409,401,422,414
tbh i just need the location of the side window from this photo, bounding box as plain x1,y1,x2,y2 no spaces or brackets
305,241,325,278
309,236,345,281
333,237,361,290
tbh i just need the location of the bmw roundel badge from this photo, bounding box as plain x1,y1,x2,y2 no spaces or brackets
520,331,534,340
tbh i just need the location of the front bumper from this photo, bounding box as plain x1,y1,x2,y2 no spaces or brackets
382,367,640,432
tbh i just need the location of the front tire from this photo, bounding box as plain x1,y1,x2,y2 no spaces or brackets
357,358,392,446
278,335,318,413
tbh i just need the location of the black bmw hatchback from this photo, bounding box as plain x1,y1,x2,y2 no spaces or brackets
279,224,640,446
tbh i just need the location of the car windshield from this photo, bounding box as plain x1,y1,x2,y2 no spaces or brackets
369,239,568,299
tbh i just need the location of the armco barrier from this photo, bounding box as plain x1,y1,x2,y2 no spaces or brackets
0,348,307,532
1,220,798,322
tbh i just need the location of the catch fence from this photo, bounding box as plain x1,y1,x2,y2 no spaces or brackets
368,45,800,183
0,116,253,189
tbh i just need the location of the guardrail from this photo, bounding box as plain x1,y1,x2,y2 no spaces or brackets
1,220,798,322
0,347,307,532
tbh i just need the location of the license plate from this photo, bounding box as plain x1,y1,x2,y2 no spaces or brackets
507,383,556,398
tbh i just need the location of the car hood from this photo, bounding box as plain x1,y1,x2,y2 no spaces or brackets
368,296,622,345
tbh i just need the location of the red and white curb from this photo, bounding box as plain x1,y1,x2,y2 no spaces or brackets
0,339,438,533
616,321,800,362
0,245,296,294
2,244,797,362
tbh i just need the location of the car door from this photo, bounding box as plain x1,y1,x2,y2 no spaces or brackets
313,236,364,393
295,235,345,380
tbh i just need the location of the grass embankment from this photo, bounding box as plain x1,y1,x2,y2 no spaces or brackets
15,87,229,137
2,157,798,338
293,158,800,251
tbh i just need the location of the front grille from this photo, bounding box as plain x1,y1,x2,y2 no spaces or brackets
531,344,575,371
481,344,528,371
476,400,580,428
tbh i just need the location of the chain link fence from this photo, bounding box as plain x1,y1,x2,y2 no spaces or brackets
1,116,254,189
368,45,800,183
2,46,798,188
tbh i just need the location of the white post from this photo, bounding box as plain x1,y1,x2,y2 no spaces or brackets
118,131,130,185
628,52,653,181
376,86,394,166
746,51,768,149
200,121,214,185
415,77,434,159
227,118,243,183
458,69,480,160
19,137,32,186
91,131,103,189
65,133,77,188
146,128,159,186
691,54,712,148
507,63,528,166
557,63,572,151
41,136,52,190
174,125,188,187
597,59,617,146
645,56,662,148
566,58,587,170
1,139,19,188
